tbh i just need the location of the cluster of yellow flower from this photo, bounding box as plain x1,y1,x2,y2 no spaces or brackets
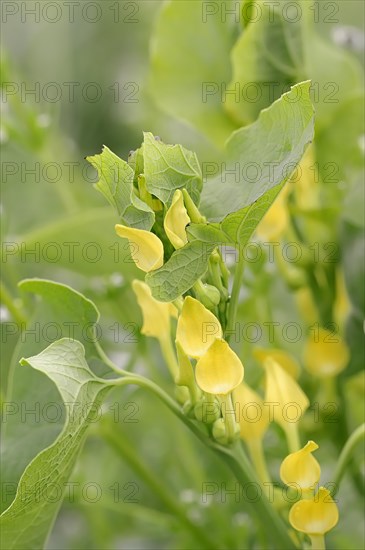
280,441,339,549
114,182,350,550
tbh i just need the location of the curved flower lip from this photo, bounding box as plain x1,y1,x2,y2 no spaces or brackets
289,487,339,535
164,189,190,249
176,296,222,359
115,224,164,272
280,440,321,490
132,280,177,339
253,347,300,379
233,382,269,441
195,339,244,395
303,327,350,378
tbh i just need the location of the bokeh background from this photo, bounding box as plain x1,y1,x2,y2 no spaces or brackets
1,1,364,549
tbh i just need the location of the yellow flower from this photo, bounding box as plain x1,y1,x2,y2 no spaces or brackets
115,225,164,272
132,280,177,339
280,441,321,491
233,382,269,442
264,358,309,428
289,487,339,536
264,358,309,451
176,296,222,358
303,328,350,378
253,347,300,379
195,339,244,395
164,189,190,249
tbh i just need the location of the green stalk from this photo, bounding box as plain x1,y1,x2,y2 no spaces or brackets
247,438,271,485
159,335,179,379
226,246,245,342
105,374,295,549
309,535,326,550
221,393,238,443
101,420,217,550
332,423,365,495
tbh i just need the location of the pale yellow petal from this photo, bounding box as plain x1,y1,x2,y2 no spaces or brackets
176,296,222,358
280,440,321,490
233,382,270,441
253,347,300,379
164,189,190,249
303,328,349,378
264,358,309,429
132,280,176,339
115,225,164,272
195,339,244,395
289,487,339,535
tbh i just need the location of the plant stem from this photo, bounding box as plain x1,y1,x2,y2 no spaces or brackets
309,534,326,550
227,443,295,549
101,421,217,550
159,335,179,379
332,423,365,495
247,438,271,485
221,393,237,442
105,374,295,549
226,246,245,342
285,423,301,453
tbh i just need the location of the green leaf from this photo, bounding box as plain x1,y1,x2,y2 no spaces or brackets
0,339,111,550
1,279,106,514
226,1,363,127
149,0,238,148
197,82,314,241
143,132,203,207
145,241,216,302
225,0,304,124
87,146,154,230
188,185,284,247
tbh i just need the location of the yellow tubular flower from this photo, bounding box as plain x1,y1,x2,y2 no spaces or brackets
176,296,222,358
115,225,164,272
195,339,244,395
289,487,339,539
164,189,190,249
264,358,309,452
303,328,350,378
280,441,321,491
233,382,269,442
132,280,177,339
253,347,300,379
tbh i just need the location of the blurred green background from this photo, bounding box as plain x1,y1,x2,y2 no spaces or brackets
1,1,364,549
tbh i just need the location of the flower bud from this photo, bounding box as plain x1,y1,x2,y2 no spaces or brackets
194,399,221,424
212,418,240,445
